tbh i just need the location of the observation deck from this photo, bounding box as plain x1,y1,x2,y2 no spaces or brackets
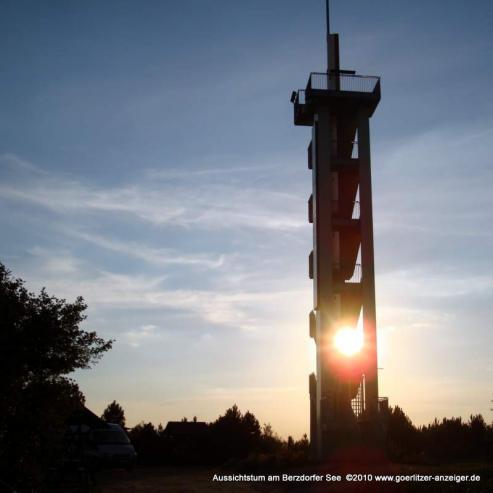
292,71,381,126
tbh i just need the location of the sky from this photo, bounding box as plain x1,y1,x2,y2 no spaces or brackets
1,0,493,438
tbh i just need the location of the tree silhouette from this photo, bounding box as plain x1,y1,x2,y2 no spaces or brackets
259,422,283,453
211,404,261,460
384,406,493,463
386,405,420,460
102,400,126,427
0,263,112,391
0,263,113,489
129,422,163,464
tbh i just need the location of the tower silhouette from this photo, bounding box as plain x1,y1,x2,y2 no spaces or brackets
292,1,382,458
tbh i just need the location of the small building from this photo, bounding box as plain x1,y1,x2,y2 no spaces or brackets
163,421,209,439
67,406,108,432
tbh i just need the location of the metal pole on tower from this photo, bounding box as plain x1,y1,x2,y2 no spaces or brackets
326,0,330,36
326,0,331,72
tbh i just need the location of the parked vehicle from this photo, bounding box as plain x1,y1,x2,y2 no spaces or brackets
84,423,137,470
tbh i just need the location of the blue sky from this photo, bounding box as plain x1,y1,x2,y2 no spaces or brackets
1,0,493,437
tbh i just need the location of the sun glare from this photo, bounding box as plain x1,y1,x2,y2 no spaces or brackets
334,327,363,357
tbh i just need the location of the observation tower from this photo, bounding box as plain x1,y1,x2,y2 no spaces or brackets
291,1,385,458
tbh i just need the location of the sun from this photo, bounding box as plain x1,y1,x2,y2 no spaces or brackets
334,326,363,357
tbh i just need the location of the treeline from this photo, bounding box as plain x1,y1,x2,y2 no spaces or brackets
386,406,493,463
127,404,309,466
123,404,493,467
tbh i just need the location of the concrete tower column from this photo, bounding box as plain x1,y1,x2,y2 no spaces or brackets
358,111,379,416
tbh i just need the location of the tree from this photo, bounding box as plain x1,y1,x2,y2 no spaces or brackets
259,422,283,454
128,422,163,465
386,405,420,460
102,400,126,427
0,264,112,388
3,376,85,489
0,263,113,489
211,404,261,460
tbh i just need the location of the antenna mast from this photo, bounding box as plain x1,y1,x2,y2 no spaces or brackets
326,0,339,74
326,0,330,37
326,0,331,72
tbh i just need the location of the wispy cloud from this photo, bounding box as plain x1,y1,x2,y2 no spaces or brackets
144,160,284,180
0,154,310,348
68,229,227,269
124,324,160,348
20,246,309,337
0,154,305,231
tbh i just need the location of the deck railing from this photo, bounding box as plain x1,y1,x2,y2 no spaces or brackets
352,377,366,418
295,89,306,105
308,72,380,94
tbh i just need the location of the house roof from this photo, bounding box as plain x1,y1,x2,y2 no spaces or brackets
163,421,208,437
67,405,108,429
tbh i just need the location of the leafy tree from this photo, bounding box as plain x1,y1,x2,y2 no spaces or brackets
0,263,112,392
3,376,85,489
0,263,113,488
102,400,126,427
211,404,261,460
129,422,163,464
